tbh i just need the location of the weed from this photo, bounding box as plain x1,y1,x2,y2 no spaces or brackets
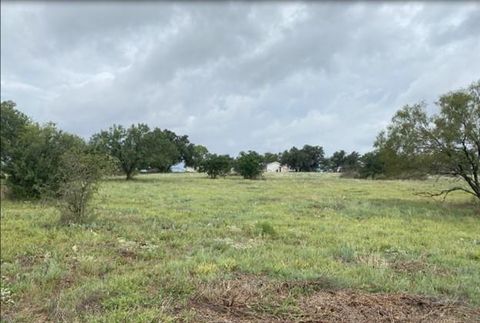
255,221,277,237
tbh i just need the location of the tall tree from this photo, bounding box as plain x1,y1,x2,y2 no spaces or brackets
281,147,301,171
162,129,191,166
344,151,361,172
327,150,347,172
263,152,279,164
358,151,384,179
90,124,150,180
186,144,209,170
1,101,30,171
144,128,181,172
375,104,432,179
376,81,480,200
300,145,324,172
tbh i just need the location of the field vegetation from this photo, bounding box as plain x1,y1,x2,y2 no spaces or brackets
1,173,479,321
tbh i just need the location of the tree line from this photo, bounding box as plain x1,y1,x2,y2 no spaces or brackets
1,80,479,216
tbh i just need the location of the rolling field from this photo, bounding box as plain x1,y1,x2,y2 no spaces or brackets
1,173,479,322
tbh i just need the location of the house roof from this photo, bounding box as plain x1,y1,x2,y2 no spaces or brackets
266,161,281,166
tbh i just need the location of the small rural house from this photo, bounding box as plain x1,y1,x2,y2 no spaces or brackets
266,161,290,172
266,161,281,172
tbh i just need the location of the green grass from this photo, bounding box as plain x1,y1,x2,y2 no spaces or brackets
1,173,479,321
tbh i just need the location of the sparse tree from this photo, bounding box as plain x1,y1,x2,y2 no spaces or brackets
376,81,480,200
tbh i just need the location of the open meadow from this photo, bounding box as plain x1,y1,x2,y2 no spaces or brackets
1,173,480,322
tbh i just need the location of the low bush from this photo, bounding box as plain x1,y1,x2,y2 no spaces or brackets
57,150,113,224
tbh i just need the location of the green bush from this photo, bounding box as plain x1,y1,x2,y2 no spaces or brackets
255,221,276,237
3,122,84,199
199,154,232,179
235,151,264,179
57,150,113,224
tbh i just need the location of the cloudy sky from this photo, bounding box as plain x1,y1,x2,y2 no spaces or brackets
1,1,479,155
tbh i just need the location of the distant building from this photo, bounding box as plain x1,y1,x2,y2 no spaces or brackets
265,162,291,172
266,161,281,172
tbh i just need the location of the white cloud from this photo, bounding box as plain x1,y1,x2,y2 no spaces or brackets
1,1,479,155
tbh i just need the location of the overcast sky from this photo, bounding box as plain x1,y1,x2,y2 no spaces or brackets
1,1,479,155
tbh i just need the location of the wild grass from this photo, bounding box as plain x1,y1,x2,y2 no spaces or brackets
1,173,479,321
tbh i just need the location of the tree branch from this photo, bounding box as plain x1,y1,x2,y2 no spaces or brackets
415,186,477,201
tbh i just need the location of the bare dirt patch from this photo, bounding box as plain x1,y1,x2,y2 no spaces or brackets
184,274,480,322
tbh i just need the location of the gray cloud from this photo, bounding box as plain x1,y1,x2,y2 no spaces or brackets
2,1,479,155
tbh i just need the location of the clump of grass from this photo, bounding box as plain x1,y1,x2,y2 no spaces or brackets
333,245,357,263
255,221,277,237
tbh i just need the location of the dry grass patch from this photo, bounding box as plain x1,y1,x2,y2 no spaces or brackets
185,275,480,322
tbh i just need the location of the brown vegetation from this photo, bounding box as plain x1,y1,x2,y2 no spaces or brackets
184,274,480,322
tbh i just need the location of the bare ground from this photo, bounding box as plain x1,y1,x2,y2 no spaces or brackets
181,275,480,323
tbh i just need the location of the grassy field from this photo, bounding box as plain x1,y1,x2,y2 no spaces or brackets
1,173,479,322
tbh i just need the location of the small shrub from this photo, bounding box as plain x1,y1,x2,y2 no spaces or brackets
255,221,276,237
333,245,356,263
57,150,113,224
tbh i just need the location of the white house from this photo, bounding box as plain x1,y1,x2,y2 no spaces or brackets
266,161,290,172
266,161,281,172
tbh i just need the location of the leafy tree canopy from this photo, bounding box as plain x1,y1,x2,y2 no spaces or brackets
375,80,480,199
90,124,150,180
199,154,232,179
281,145,324,172
263,152,279,164
186,145,209,170
3,119,85,198
235,151,264,179
1,101,31,169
